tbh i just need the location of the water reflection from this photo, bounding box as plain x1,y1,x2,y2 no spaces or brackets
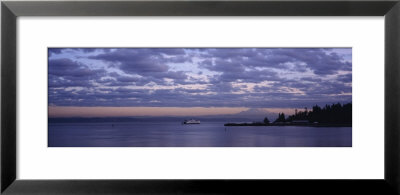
49,122,351,147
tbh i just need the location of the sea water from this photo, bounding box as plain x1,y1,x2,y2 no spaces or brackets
48,121,351,147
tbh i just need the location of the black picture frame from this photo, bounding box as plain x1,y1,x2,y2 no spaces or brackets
2,0,400,194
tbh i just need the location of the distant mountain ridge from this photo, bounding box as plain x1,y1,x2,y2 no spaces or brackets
234,108,276,119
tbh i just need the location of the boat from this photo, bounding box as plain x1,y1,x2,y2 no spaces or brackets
182,119,200,124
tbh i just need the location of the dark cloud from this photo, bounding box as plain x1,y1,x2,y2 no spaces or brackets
200,48,351,76
48,58,106,92
337,73,352,83
89,48,188,74
88,48,190,85
49,58,105,77
48,48,64,57
116,76,140,83
48,48,352,108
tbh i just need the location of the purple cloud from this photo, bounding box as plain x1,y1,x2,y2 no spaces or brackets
48,48,352,108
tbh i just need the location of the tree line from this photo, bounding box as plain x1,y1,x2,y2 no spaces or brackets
265,102,352,124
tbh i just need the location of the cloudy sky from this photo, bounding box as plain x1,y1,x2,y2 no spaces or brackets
48,48,351,117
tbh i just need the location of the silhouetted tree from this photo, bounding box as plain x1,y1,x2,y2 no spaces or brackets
274,113,286,123
282,102,352,124
264,117,270,124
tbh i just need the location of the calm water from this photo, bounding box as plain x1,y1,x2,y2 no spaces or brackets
48,122,352,147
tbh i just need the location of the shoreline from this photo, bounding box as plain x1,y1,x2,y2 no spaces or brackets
224,123,351,127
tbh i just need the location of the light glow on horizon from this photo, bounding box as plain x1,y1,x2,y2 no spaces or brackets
48,106,296,118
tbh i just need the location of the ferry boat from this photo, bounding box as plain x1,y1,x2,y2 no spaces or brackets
182,119,200,124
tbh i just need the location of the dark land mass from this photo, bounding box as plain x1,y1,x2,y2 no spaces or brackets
224,122,351,127
225,102,352,127
277,102,351,124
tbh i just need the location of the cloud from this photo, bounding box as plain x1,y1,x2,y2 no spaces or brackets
89,48,188,74
337,73,352,83
48,48,352,109
200,48,351,76
49,58,105,77
48,48,64,57
48,58,106,90
88,48,191,85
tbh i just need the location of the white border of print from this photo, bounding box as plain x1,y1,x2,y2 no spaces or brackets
17,17,383,179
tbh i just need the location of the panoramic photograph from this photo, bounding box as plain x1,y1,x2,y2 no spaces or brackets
48,48,352,147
